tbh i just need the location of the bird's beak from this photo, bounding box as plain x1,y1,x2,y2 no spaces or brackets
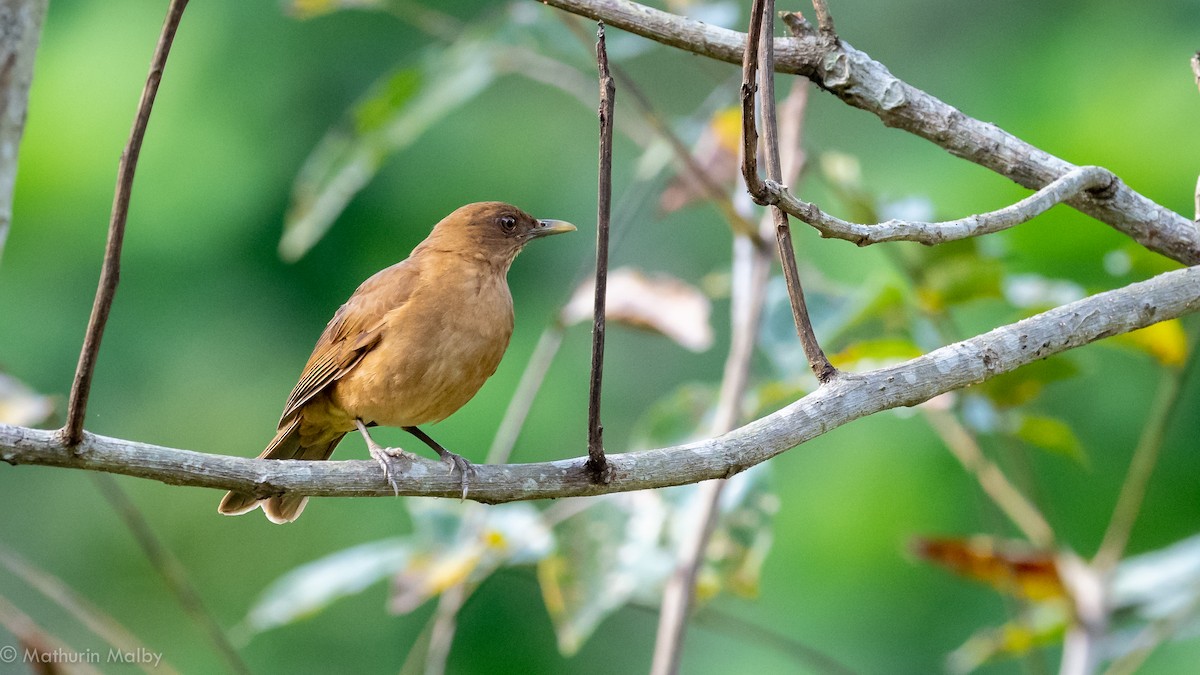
529,219,577,239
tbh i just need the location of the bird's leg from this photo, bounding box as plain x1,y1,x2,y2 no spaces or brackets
354,419,415,496
402,426,475,499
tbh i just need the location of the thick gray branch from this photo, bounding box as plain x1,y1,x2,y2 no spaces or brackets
761,165,1115,246
536,0,1200,265
0,0,47,260
5,265,1200,502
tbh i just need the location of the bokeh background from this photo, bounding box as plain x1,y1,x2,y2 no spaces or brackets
2,0,1199,672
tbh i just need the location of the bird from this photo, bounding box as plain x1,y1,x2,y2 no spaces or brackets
218,202,575,523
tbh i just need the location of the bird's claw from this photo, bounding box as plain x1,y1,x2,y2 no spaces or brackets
369,445,414,496
438,451,475,500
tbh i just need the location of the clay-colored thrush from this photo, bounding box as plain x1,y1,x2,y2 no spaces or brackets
218,202,575,523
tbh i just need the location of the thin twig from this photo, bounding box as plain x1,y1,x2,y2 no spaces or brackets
1094,326,1199,571
741,0,835,383
586,22,615,478
61,0,189,447
0,544,178,674
92,475,251,675
422,582,469,675
810,0,836,36
5,265,1200,500
923,409,1055,548
486,326,565,464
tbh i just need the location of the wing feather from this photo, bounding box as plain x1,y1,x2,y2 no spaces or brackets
277,260,420,423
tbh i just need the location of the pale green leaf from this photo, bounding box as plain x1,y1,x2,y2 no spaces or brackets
1014,414,1087,465
243,538,412,634
280,38,499,261
538,493,674,655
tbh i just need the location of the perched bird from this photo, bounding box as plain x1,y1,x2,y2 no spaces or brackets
218,202,575,523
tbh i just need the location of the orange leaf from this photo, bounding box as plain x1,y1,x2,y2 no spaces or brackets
913,536,1065,601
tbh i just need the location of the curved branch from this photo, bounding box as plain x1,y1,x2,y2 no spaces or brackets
5,266,1200,502
760,165,1115,246
535,0,1200,265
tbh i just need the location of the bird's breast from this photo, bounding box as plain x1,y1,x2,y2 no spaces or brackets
331,265,515,428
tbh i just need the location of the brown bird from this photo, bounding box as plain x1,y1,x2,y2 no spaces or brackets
219,202,575,523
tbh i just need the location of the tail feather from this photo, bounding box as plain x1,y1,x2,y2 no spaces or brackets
218,417,346,523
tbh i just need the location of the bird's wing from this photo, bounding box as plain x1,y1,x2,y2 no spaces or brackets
278,261,418,422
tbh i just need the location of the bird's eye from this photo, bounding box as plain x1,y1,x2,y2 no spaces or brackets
499,216,517,233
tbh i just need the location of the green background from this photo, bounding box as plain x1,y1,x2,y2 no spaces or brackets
2,0,1199,672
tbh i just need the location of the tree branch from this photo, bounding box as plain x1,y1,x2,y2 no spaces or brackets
586,22,615,477
758,165,1115,246
6,265,1200,501
535,0,1200,266
742,0,835,382
61,0,190,446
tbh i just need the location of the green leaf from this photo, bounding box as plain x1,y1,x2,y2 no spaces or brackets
241,500,553,634
538,465,778,656
280,38,499,261
242,537,412,634
698,463,778,599
1014,414,1087,465
538,493,674,655
390,501,554,613
830,337,923,371
627,383,717,450
945,603,1069,674
977,357,1079,408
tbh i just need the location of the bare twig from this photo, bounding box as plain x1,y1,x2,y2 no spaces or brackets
587,22,615,478
652,167,778,674
924,409,1055,548
741,0,835,383
487,326,565,464
1058,552,1107,675
61,0,189,447
1094,326,1199,571
758,165,1115,246
0,0,48,264
810,0,836,36
537,0,1200,266
92,475,251,675
5,265,1200,501
421,582,469,675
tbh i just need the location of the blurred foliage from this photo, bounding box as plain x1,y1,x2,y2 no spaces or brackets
2,0,1200,673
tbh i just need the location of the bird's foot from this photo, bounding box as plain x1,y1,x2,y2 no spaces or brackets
368,444,416,496
435,449,476,500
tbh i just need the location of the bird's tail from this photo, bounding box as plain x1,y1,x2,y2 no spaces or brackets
217,417,346,524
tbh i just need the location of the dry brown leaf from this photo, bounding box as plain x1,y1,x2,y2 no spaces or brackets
561,267,713,353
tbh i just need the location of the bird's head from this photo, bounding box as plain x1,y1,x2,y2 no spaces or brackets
423,202,576,268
